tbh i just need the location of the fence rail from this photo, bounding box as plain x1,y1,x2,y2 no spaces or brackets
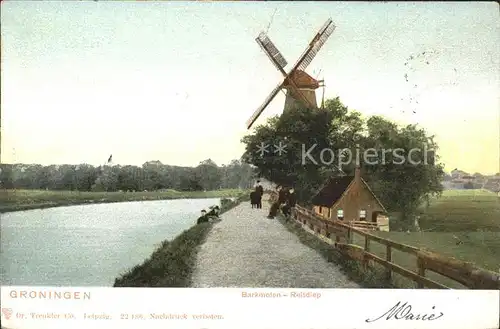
349,220,379,231
269,192,499,289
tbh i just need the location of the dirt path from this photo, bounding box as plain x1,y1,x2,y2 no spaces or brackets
191,196,359,288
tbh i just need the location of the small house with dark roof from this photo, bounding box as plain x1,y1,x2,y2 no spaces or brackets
311,167,388,230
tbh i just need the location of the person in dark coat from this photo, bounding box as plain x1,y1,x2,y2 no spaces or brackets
255,180,264,209
282,188,296,220
278,186,289,205
250,191,258,208
267,185,284,219
196,209,209,224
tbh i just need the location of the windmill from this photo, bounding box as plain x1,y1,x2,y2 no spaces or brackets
314,68,327,109
246,18,336,129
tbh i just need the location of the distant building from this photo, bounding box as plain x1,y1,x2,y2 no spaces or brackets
451,169,469,180
443,170,500,192
483,178,500,193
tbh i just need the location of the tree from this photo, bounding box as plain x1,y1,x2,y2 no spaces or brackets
362,117,444,230
220,160,257,189
0,164,14,189
195,159,222,190
2,158,255,193
241,98,364,203
117,165,140,191
241,97,444,231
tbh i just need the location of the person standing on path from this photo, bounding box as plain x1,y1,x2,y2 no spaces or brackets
277,186,289,216
267,185,288,219
250,191,258,208
282,188,296,220
267,185,281,219
255,180,264,209
278,186,289,204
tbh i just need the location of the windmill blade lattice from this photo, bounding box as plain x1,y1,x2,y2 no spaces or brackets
296,19,336,71
246,18,336,129
246,82,284,129
256,33,288,71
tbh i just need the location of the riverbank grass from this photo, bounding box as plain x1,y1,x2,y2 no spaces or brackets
0,188,244,213
113,195,248,287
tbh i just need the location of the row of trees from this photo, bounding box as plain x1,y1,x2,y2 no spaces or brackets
0,159,256,192
241,97,445,231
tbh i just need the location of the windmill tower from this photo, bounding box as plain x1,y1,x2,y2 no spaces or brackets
246,18,335,129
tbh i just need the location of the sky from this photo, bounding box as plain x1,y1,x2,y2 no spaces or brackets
1,1,499,174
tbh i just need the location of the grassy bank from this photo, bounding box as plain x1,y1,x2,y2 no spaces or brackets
0,188,244,213
113,194,249,287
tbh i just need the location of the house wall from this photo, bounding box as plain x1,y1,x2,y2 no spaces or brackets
327,180,385,223
313,205,330,218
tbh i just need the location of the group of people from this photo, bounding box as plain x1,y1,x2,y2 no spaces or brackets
196,205,221,224
250,180,264,209
267,185,296,220
197,181,297,224
250,181,297,220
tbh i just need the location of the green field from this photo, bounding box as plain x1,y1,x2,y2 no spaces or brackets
350,189,500,288
0,188,247,213
417,189,500,232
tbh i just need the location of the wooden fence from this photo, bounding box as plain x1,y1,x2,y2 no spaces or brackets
269,192,499,289
349,220,379,231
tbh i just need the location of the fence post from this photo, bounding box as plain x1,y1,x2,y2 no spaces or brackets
417,257,425,288
347,226,353,244
385,245,392,282
363,235,370,269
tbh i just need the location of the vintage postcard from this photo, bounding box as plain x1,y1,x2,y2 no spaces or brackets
1,1,499,329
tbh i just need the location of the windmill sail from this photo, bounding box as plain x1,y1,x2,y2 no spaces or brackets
246,18,335,130
293,19,336,72
256,32,288,71
246,82,283,129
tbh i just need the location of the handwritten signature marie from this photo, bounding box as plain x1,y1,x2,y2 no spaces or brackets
365,301,444,322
